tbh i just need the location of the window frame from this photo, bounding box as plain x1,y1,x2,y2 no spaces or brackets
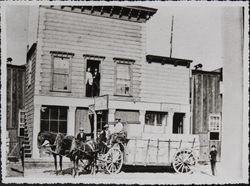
40,106,68,134
50,51,74,92
114,58,135,97
18,110,26,137
145,111,167,126
208,113,221,141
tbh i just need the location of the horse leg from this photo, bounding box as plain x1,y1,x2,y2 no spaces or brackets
53,154,58,174
59,156,63,174
76,158,80,176
71,158,76,177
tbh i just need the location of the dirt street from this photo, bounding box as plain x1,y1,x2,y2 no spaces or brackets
4,161,231,184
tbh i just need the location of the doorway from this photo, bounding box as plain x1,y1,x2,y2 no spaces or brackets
85,60,101,97
173,113,185,134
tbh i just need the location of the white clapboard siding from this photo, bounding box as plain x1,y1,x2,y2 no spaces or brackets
141,62,190,104
35,7,145,100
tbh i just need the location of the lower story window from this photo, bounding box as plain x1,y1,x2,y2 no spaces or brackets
40,106,68,134
145,111,167,126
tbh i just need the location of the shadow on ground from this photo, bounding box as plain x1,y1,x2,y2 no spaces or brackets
121,165,175,173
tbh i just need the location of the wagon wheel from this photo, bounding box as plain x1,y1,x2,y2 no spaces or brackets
172,148,196,174
105,147,123,174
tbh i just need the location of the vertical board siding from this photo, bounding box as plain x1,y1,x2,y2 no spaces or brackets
7,65,26,146
192,73,222,134
140,62,190,104
25,50,37,151
36,7,145,101
192,72,222,161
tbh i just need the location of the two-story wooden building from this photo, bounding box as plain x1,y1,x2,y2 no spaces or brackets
25,6,193,159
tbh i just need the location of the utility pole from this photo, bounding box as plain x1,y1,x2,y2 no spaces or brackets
170,16,174,58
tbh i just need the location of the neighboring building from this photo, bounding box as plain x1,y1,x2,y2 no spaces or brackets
25,6,194,159
191,69,223,162
6,64,26,157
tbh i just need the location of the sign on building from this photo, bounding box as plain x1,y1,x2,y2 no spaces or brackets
94,95,109,111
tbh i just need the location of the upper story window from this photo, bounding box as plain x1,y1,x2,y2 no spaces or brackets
114,58,135,96
50,51,74,92
208,113,221,141
145,111,167,126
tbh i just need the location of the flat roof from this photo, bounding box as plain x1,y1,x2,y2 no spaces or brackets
146,55,192,68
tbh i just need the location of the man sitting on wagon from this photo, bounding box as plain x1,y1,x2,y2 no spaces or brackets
109,118,127,146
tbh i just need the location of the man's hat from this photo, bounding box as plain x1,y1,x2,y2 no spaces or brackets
103,124,109,128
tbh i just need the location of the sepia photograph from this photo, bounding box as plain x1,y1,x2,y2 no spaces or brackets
0,1,248,184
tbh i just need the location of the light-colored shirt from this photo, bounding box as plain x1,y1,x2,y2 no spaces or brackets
86,71,93,85
113,122,123,134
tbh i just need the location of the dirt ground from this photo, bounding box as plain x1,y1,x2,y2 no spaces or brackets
4,161,234,184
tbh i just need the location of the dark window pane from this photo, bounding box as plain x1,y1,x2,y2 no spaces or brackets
50,107,59,120
41,107,49,119
59,121,67,134
50,121,59,133
210,132,220,140
20,128,24,136
59,108,68,120
41,120,49,132
145,113,154,125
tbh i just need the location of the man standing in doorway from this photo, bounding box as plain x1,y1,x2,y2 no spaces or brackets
85,67,93,97
93,68,100,97
209,145,218,176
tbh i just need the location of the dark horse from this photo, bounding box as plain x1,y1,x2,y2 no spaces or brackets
37,131,74,174
70,138,99,176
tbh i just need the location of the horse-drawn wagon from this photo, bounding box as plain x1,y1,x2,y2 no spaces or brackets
96,133,200,174
37,131,200,175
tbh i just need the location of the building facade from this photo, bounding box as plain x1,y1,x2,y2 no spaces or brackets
191,69,223,161
6,64,26,157
25,6,193,159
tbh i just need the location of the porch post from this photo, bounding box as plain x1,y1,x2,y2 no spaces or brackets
183,113,190,134
68,106,76,136
32,104,41,159
108,109,116,122
139,110,146,132
166,112,174,134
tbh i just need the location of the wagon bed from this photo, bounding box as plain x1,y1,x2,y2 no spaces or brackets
123,134,200,173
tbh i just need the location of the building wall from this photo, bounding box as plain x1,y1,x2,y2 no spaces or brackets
192,71,222,133
141,62,190,104
221,7,246,179
24,47,37,158
35,7,145,102
191,71,222,162
6,65,26,152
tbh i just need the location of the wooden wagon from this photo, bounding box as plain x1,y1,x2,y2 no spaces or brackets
96,134,200,174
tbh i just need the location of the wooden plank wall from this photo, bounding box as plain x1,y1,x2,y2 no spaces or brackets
25,50,37,151
192,72,222,161
36,7,145,102
141,63,190,104
7,65,26,145
192,72,222,133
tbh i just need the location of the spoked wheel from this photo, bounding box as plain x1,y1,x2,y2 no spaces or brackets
105,147,123,174
172,148,197,174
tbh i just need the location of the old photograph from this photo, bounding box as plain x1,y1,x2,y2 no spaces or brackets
1,1,248,184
